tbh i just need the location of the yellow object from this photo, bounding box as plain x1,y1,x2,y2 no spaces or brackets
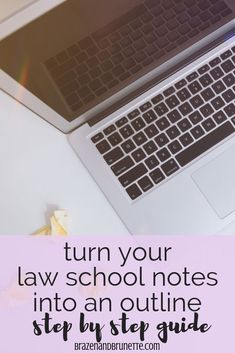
33,210,68,236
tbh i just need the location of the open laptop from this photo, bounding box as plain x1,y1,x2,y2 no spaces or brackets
0,0,235,235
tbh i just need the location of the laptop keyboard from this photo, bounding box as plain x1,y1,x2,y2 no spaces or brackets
91,45,235,200
44,0,232,114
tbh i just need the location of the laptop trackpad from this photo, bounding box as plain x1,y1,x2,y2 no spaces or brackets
192,145,235,219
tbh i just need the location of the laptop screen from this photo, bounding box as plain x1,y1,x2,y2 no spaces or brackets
0,0,233,124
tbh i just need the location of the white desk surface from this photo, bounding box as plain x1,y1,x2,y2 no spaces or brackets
0,90,129,235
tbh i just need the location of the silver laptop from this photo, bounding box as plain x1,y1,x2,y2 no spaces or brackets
0,0,235,235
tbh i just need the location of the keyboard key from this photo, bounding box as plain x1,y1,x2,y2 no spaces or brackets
202,118,216,132
134,51,147,63
176,122,234,167
221,59,235,73
151,94,164,104
190,95,204,109
131,65,142,74
179,132,194,147
145,44,158,56
103,124,116,135
127,109,140,120
156,117,170,131
191,27,203,37
132,148,146,163
175,79,187,89
177,87,191,102
157,147,171,162
51,58,77,78
131,117,146,131
198,64,210,74
96,86,107,96
209,57,221,67
179,23,190,34
178,118,192,132
101,59,113,72
154,102,169,116
143,110,158,124
221,50,232,60
178,102,193,116
168,140,182,154
210,67,224,80
141,11,153,22
123,58,135,70
163,86,175,97
138,176,154,192
144,124,159,138
96,140,111,154
119,163,148,187
167,109,181,123
213,110,227,124
174,2,184,13
188,80,202,94
91,132,104,143
211,1,227,15
131,18,142,30
222,89,235,103
116,117,128,128
212,80,226,94
120,124,134,138
89,78,102,90
211,97,225,110
143,141,158,155
186,71,198,82
188,111,203,125
126,184,142,200
200,103,214,118
199,73,213,87
191,125,205,139
108,80,119,89
201,87,215,101
155,133,169,147
133,132,147,146
150,168,165,184
101,72,114,85
161,159,179,176
145,155,159,170
104,147,124,165
165,95,180,109
143,56,154,66
178,12,189,24
140,101,152,112
223,73,235,87
108,132,123,146
224,103,235,117
166,125,181,140
199,0,211,11
111,156,134,176
121,139,136,153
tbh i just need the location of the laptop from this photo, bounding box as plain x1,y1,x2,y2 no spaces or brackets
0,0,235,235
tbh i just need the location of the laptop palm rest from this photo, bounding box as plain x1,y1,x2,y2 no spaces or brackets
192,144,235,219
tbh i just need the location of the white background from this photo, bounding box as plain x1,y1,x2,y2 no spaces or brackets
0,90,128,235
